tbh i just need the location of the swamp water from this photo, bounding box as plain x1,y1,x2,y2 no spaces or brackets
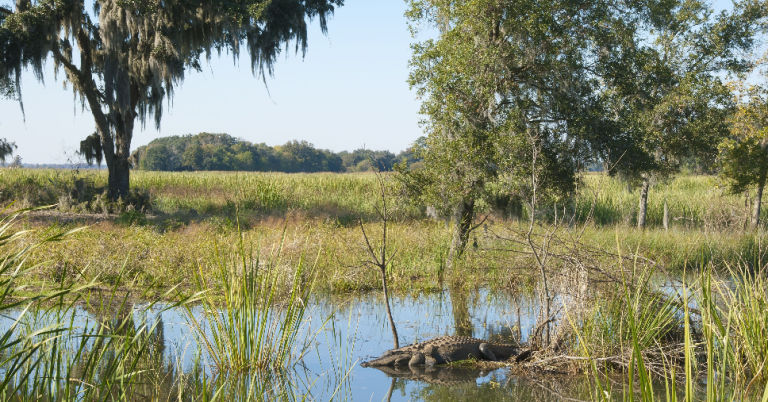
2,288,611,401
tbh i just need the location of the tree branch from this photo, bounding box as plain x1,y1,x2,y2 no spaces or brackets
358,218,381,266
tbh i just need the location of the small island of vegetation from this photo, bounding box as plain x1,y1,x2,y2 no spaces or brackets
129,132,423,173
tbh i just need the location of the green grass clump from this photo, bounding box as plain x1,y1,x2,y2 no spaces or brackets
0,209,184,399
572,261,768,401
185,227,314,374
0,208,350,400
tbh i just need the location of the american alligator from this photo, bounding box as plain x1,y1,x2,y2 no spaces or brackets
360,336,526,368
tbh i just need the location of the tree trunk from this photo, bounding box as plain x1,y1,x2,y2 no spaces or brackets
52,28,138,202
663,199,669,231
106,156,131,200
637,176,650,229
379,266,399,349
70,73,133,201
99,123,133,201
752,179,765,229
98,97,136,201
446,198,475,270
105,82,138,201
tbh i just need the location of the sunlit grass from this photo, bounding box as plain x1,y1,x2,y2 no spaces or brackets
184,226,316,374
0,169,759,229
573,257,768,401
0,208,347,400
0,169,422,220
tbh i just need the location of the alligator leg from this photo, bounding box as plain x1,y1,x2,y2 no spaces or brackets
423,345,439,367
409,352,425,367
393,354,411,366
478,343,498,361
424,355,438,367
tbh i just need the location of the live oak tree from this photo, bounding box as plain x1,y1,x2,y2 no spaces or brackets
404,0,628,270
719,83,768,228
596,0,767,228
403,0,643,349
0,0,342,200
404,0,502,270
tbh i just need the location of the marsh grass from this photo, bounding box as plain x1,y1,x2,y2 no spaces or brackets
0,208,91,398
702,263,768,396
572,257,768,401
2,169,761,230
0,169,421,221
184,223,317,375
0,208,353,400
6,169,768,295
7,289,195,400
0,208,183,399
12,213,768,297
573,174,748,229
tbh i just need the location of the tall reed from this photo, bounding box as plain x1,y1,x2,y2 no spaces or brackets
577,258,768,401
0,208,86,398
184,224,316,375
0,208,199,399
0,207,355,400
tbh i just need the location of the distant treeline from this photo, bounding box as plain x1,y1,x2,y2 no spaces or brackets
130,133,423,172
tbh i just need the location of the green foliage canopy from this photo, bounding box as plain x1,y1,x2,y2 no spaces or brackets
595,0,768,182
404,0,627,218
404,0,767,235
719,84,768,194
339,148,398,172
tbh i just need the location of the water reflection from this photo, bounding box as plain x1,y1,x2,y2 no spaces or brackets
2,287,597,401
448,285,473,337
373,365,491,387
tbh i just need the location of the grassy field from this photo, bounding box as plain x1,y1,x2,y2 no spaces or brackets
0,169,755,226
2,168,768,399
0,168,766,296
0,169,419,221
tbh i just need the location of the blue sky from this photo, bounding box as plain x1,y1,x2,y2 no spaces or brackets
0,1,423,163
0,0,743,164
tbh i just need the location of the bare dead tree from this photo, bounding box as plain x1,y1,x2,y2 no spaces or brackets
525,132,553,347
359,171,400,348
519,134,629,348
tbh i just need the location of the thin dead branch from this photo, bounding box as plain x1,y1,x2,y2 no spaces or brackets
358,170,400,349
